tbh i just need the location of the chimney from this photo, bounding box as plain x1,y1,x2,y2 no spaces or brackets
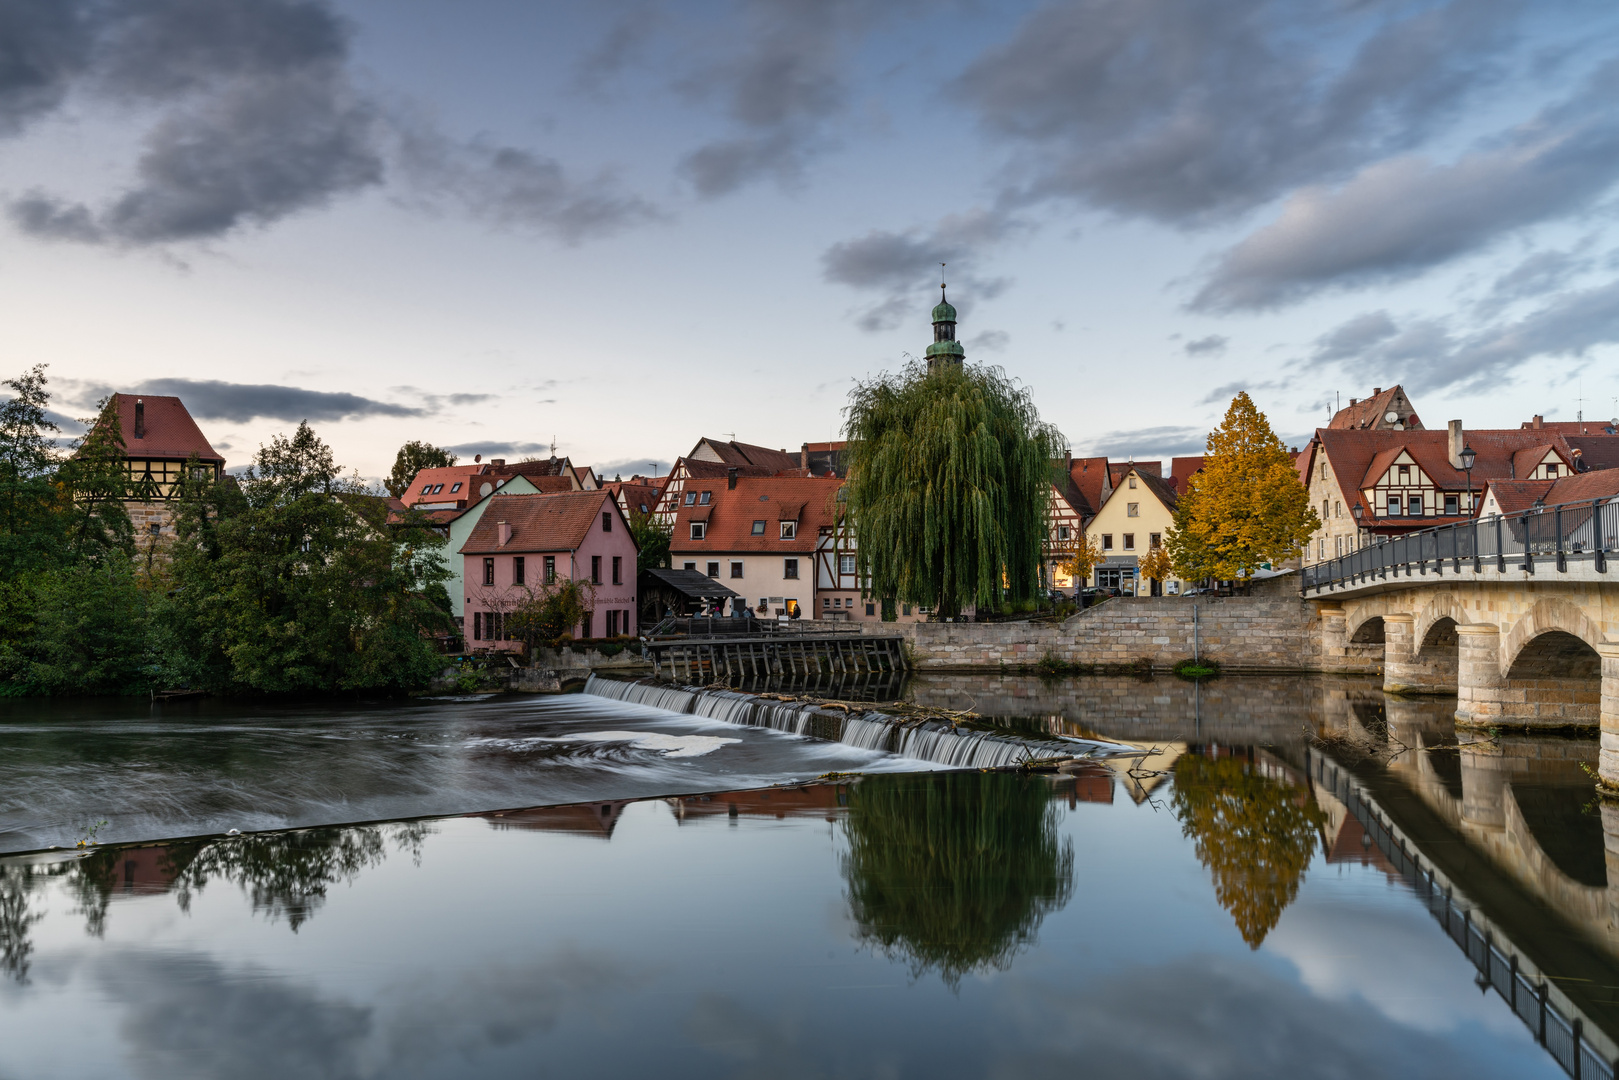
497,521,511,547
727,466,738,490
134,398,145,440
1349,397,1358,406
801,442,808,470
1532,415,1543,429
1373,387,1383,395
1447,420,1464,469
491,458,506,467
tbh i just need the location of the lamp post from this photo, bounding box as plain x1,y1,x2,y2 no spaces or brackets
1352,502,1364,548
1460,445,1477,517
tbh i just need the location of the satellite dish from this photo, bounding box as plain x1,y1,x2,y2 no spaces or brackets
479,482,492,497
1384,411,1399,423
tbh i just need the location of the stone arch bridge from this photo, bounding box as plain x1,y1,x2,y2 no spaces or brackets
1306,543,1619,787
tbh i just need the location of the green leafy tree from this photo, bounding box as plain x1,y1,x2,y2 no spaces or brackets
841,772,1074,987
1171,753,1326,948
386,440,457,498
1165,392,1319,584
505,578,595,647
628,508,669,572
843,361,1064,618
21,563,153,696
161,422,452,694
56,397,135,564
0,365,68,576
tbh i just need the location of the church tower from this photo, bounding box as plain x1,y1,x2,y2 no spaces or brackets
924,284,965,371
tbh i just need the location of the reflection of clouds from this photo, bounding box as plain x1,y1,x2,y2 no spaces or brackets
1266,889,1521,1035
992,953,1547,1080
685,993,831,1080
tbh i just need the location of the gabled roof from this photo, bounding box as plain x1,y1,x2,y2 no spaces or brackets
1510,444,1560,479
106,393,224,463
1565,436,1619,472
1168,456,1205,493
1066,456,1110,517
678,457,775,481
689,438,802,473
642,567,740,600
668,475,843,554
403,465,484,508
1328,385,1422,430
1542,468,1619,505
1484,479,1555,515
1095,466,1177,517
459,491,618,555
1520,419,1619,435
1109,461,1160,486
607,481,663,516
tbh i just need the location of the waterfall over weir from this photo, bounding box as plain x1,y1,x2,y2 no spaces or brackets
584,676,1137,770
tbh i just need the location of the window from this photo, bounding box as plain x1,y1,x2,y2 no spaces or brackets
684,562,697,571
1408,495,1423,517
1320,463,1328,480
1102,534,1114,550
592,556,603,584
607,610,619,636
544,556,556,583
784,558,799,579
730,561,743,578
149,522,160,536
580,611,592,638
1125,502,1139,517
1123,533,1135,550
690,522,706,540
839,554,855,575
513,557,525,585
780,521,796,539
1128,477,1137,489
684,492,696,505
1387,495,1401,516
483,557,495,586
1444,494,1459,515
1335,500,1342,517
1335,536,1343,557
612,556,622,585
1322,499,1329,520
902,604,912,616
1398,464,1410,481
1058,525,1071,541
751,520,766,535
1318,538,1325,560
1149,532,1161,549
1546,463,1559,477
866,603,876,616
432,484,444,494
450,482,462,493
421,483,433,494
473,611,482,641
602,512,612,532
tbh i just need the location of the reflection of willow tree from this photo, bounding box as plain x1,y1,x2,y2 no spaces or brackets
841,773,1074,987
1171,754,1326,948
0,822,432,981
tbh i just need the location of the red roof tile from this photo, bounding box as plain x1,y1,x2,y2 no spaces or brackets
690,438,803,473
1485,479,1554,515
668,475,844,554
107,394,223,463
1066,456,1110,517
1168,456,1205,493
459,491,619,555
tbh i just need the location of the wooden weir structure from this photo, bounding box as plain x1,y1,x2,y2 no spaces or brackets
643,618,906,682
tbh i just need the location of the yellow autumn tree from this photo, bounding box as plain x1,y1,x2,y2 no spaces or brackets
1165,392,1318,583
1057,535,1104,588
1138,544,1172,587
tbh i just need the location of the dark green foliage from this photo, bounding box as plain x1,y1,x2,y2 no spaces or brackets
0,366,68,577
56,398,135,565
841,772,1074,987
506,578,593,650
385,440,457,498
843,361,1064,619
628,508,669,571
1172,658,1221,679
16,564,153,696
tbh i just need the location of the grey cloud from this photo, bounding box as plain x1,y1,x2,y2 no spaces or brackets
967,329,1010,352
1193,59,1619,311
575,5,659,94
1197,380,1268,405
130,379,424,422
1313,311,1398,362
593,456,669,476
1079,425,1206,458
1184,334,1228,356
1306,278,1619,394
676,0,884,197
957,0,1520,225
822,209,1019,331
444,393,495,406
0,3,91,136
1478,248,1590,315
443,441,555,460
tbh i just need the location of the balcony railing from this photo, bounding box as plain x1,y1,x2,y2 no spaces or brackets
1300,496,1618,592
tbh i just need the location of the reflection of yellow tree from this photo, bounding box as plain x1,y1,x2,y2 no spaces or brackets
841,772,1074,987
1171,754,1325,948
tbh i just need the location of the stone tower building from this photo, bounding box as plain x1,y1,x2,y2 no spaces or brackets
924,286,965,372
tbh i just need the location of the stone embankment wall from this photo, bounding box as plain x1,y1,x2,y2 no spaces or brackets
857,589,1326,673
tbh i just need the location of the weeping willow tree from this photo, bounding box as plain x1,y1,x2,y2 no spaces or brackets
843,360,1064,618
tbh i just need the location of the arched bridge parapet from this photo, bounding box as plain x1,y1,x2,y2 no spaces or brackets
1500,597,1609,676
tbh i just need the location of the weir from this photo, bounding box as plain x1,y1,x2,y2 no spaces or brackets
583,675,1139,770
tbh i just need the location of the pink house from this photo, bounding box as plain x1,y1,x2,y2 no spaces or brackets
460,491,639,649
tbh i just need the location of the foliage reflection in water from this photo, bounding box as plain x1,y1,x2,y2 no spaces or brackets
841,772,1073,986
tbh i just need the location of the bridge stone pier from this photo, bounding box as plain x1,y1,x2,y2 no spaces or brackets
1307,567,1619,789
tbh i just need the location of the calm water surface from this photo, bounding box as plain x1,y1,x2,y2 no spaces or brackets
0,674,1608,1079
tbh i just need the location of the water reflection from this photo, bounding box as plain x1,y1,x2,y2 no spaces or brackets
840,772,1073,986
1171,750,1327,948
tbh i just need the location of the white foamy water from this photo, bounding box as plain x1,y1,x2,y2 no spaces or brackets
467,731,741,758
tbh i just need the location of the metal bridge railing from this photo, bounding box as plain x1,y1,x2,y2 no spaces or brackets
1302,497,1619,592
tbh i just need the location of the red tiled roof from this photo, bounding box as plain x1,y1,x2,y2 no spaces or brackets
1565,437,1619,472
1485,480,1554,515
459,491,618,555
1519,420,1619,434
668,475,844,554
679,457,774,480
1066,456,1110,517
1329,386,1402,430
1168,456,1205,493
1544,469,1619,504
608,481,663,516
1510,444,1559,480
403,465,484,508
1109,461,1160,486
692,438,802,473
107,394,223,463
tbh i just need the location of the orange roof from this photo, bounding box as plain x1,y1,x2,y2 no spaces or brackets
1543,468,1619,504
403,465,484,508
1485,479,1554,514
459,491,619,555
1519,419,1619,434
107,393,223,463
692,438,802,473
1168,456,1205,493
1509,444,1559,480
1066,456,1110,517
668,475,844,554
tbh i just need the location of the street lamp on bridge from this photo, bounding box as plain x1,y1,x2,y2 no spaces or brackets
1352,502,1364,550
1460,444,1477,517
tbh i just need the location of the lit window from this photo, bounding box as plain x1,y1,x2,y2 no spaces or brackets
1127,502,1139,517
751,520,766,535
780,521,796,539
690,522,705,539
450,482,462,493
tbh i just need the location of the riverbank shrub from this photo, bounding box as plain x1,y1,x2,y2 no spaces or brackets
1172,658,1221,680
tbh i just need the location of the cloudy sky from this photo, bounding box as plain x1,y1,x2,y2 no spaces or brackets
5,0,1619,479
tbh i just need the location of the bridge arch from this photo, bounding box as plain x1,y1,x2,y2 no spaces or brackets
1493,600,1606,727
1349,615,1386,644
1501,598,1606,671
1413,596,1467,656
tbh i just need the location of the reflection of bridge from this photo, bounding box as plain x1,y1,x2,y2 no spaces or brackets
1299,503,1619,788
1309,744,1619,1079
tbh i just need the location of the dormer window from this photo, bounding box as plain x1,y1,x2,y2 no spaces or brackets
1546,463,1559,477
780,521,796,539
450,482,462,493
699,491,711,505
690,522,706,539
